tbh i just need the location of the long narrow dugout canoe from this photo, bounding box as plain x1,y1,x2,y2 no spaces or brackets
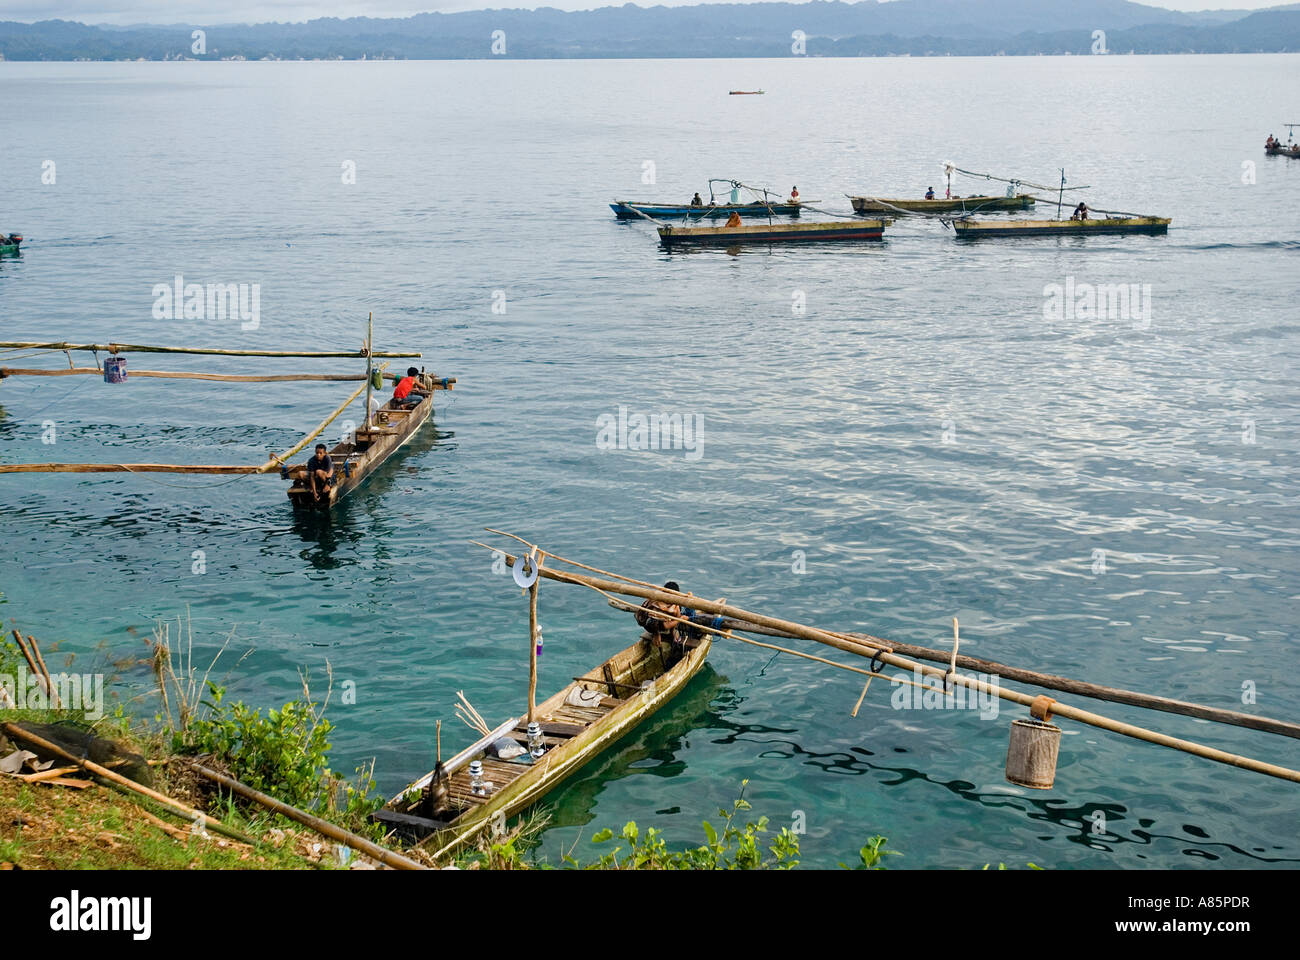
953,216,1170,239
285,380,445,509
378,631,711,849
611,200,803,220
850,194,1033,214
1265,144,1300,157
658,218,890,247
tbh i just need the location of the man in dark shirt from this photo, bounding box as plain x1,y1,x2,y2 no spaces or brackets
305,443,333,501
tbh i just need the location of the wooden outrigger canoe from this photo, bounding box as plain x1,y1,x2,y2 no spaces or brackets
1265,143,1300,157
659,218,890,247
378,631,711,850
953,216,1170,239
612,200,802,220
285,375,448,509
850,195,1033,214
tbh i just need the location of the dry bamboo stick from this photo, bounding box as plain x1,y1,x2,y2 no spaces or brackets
0,722,255,844
483,543,1300,784
190,763,428,871
9,629,43,687
0,367,454,385
0,341,420,358
24,634,61,709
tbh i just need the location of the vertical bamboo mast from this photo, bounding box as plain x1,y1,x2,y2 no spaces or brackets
363,312,374,429
527,577,540,723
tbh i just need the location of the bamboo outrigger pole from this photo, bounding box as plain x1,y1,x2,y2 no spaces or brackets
655,611,1300,743
0,367,452,385
0,372,382,475
0,341,420,359
478,540,1300,785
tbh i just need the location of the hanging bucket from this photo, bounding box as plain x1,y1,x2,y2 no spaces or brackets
1005,713,1061,790
103,356,128,383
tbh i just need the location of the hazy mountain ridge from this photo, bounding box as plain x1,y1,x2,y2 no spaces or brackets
2,0,1299,60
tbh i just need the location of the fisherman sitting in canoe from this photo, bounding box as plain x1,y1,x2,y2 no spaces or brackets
725,211,743,228
636,582,687,661
789,186,800,202
925,186,936,199
393,366,430,408
1070,202,1090,221
305,443,334,502
690,192,704,207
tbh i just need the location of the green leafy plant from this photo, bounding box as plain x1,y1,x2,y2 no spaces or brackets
587,780,802,870
843,834,901,869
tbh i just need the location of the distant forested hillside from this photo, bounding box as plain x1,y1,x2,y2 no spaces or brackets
2,0,1299,60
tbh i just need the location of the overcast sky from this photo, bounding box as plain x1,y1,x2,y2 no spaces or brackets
0,0,1281,27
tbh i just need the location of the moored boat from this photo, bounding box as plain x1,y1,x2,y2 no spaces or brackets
612,200,802,220
378,628,711,848
850,195,1033,214
658,218,890,246
952,216,1170,239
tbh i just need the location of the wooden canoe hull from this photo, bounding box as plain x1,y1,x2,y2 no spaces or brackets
953,217,1170,238
286,390,433,508
659,219,890,246
0,242,20,256
1265,145,1300,157
612,201,802,220
388,633,712,854
851,194,1034,213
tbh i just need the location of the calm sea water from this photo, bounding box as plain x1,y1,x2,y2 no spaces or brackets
1,55,1298,868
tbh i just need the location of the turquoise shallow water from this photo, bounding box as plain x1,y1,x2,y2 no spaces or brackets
1,55,1298,867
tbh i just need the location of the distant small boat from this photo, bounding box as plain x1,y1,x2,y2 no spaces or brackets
1265,143,1300,157
850,195,1034,214
729,90,764,95
611,200,802,220
953,217,1170,239
0,233,23,255
658,219,891,247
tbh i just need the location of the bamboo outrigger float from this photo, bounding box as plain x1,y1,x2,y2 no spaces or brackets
0,317,455,509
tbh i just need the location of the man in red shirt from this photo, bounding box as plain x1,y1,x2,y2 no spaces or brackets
392,366,430,408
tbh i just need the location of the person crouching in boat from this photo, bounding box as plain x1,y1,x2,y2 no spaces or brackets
1070,202,1089,221
305,443,334,502
925,186,936,200
393,366,430,409
725,211,743,228
636,581,686,661
789,186,800,203
690,192,704,207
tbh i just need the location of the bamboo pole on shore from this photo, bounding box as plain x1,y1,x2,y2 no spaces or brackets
191,763,428,870
0,341,420,359
0,722,255,845
479,540,1300,785
603,603,1300,743
0,367,455,385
